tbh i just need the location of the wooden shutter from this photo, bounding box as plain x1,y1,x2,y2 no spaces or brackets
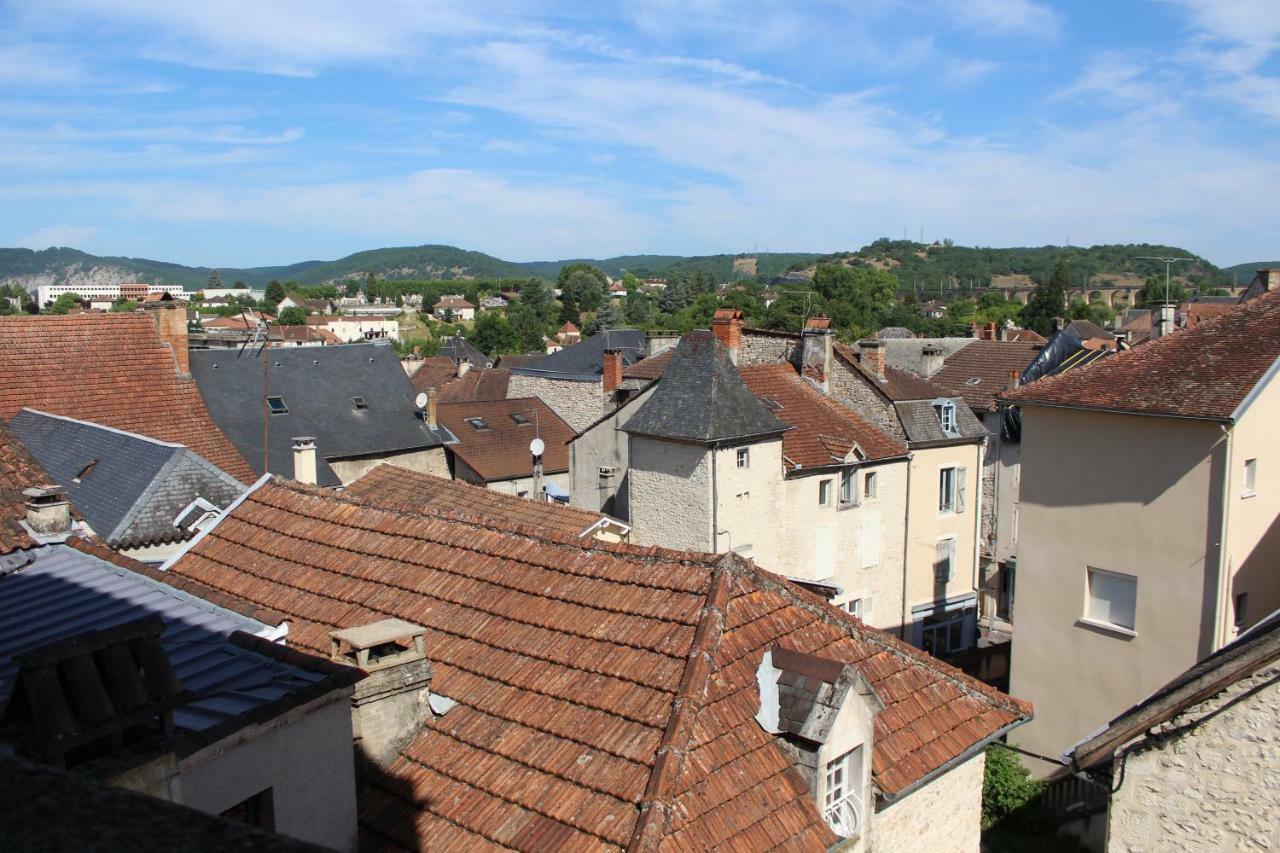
815,527,836,579
956,467,967,513
859,514,880,568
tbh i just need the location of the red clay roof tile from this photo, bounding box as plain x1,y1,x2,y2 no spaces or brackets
436,397,574,482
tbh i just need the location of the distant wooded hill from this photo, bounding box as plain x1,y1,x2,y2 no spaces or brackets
0,240,1233,292
1220,260,1279,284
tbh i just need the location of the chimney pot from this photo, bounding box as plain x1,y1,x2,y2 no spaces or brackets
711,309,744,364
23,485,71,536
292,436,318,486
602,349,623,394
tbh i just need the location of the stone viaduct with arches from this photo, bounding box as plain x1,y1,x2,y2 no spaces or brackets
901,283,1249,308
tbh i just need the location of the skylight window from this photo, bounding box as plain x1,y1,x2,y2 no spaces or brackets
267,396,288,414
352,396,368,410
965,377,982,386
510,413,530,425
465,417,489,431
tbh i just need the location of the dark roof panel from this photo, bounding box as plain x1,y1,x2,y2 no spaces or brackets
510,329,646,380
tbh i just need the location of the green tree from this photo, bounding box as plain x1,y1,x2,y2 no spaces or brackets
277,306,307,325
624,289,655,326
470,311,518,355
45,292,83,314
109,297,139,312
345,280,360,298
1022,257,1068,336
658,275,691,314
1135,275,1187,307
264,280,286,306
811,264,898,335
519,278,555,327
558,290,580,326
206,269,222,291
559,263,608,313
508,302,547,353
584,302,623,336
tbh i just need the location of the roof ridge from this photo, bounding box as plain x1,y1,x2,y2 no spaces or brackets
628,561,733,851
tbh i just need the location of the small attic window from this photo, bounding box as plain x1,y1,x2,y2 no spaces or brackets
509,413,529,425
267,396,288,414
73,460,98,483
965,377,982,386
352,396,368,410
932,399,958,436
465,417,489,431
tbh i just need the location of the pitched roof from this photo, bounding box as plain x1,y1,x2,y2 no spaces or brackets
0,314,256,483
433,295,474,309
621,347,675,381
344,464,620,539
1004,329,1047,344
435,368,511,404
436,397,574,482
738,364,907,469
407,356,458,394
190,343,446,486
1071,608,1280,771
624,331,789,444
1118,302,1238,339
512,329,646,381
9,409,246,548
165,479,1030,850
834,343,948,401
0,422,50,555
436,336,492,368
1066,319,1114,341
929,341,1044,412
893,400,989,446
1004,289,1280,420
494,353,546,370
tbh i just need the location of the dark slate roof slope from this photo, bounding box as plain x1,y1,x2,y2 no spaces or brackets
894,400,989,446
511,329,646,381
437,335,492,368
191,343,446,486
9,409,245,548
930,341,1043,412
624,331,789,443
1005,288,1280,420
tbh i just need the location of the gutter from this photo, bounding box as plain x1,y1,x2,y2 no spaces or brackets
900,452,913,641
1213,423,1234,654
1004,398,1232,424
878,715,1030,805
158,473,271,571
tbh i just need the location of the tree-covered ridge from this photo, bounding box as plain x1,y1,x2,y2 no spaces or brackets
1220,260,1280,283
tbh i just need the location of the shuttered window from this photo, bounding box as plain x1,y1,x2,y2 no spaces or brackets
859,514,880,569
1086,568,1136,631
934,538,955,584
815,528,836,579
956,467,967,513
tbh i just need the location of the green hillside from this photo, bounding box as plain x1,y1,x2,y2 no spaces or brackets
1220,261,1278,284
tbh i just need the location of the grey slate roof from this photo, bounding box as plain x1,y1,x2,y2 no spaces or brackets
190,342,447,487
893,399,989,446
9,409,245,548
511,329,647,381
623,330,789,444
0,544,347,740
438,335,493,369
882,338,975,376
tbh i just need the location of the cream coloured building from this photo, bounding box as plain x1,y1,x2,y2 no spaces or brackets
1005,285,1280,771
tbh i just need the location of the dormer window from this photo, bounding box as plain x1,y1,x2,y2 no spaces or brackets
932,399,958,436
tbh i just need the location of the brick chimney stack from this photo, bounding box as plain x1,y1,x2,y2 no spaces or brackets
602,349,623,393
424,388,438,430
858,338,885,380
711,308,744,364
147,303,190,377
802,316,833,391
292,436,318,486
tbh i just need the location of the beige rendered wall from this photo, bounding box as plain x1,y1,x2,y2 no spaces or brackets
568,385,655,518
328,446,450,485
627,435,713,552
1224,374,1280,640
870,751,985,853
704,439,785,562
484,470,571,498
1009,406,1226,769
1106,665,1280,853
903,443,983,616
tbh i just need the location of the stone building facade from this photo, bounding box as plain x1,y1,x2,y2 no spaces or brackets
506,373,605,433
869,752,986,853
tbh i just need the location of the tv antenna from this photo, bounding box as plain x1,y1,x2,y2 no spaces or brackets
1136,256,1194,304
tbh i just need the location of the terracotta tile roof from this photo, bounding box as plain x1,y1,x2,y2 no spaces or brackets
165,479,1030,850
407,357,458,394
738,364,907,468
1119,302,1238,338
621,348,675,381
436,397,575,482
434,295,474,310
344,464,618,540
930,341,1043,412
0,422,48,554
1004,289,1280,420
435,368,511,404
1005,329,1047,344
0,315,256,483
834,344,945,401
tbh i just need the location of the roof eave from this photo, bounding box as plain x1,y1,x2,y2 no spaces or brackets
878,713,1031,804
1004,397,1233,424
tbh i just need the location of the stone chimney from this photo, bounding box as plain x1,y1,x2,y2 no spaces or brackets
1259,269,1280,292
857,338,885,380
1006,370,1020,392
424,388,438,430
23,486,71,537
147,303,190,377
292,436,317,486
456,358,472,378
1052,317,1066,333
602,349,623,394
1150,303,1176,339
920,343,944,378
711,308,744,364
646,331,679,357
331,619,434,767
801,316,833,390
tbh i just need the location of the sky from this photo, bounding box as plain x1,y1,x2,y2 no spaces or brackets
1,0,1278,268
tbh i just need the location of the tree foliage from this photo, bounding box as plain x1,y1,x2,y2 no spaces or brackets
264,280,286,306
1022,257,1068,336
470,311,519,355
44,292,83,314
207,269,222,290
277,306,307,325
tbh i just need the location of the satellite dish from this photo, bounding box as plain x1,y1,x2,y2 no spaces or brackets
414,392,429,409
529,437,545,457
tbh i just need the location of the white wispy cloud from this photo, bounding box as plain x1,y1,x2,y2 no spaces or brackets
17,224,101,249
939,0,1062,38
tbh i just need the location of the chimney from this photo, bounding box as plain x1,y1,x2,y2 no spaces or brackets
147,303,190,377
711,308,744,364
292,436,317,486
646,331,679,357
456,358,472,378
1260,269,1280,292
23,486,71,537
1150,303,1176,339
331,620,435,767
1052,317,1066,333
802,316,833,390
602,349,623,393
986,321,997,341
424,388,438,430
920,343,944,378
1006,370,1020,392
857,337,885,380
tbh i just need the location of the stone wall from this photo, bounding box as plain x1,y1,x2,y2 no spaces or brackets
328,446,450,485
627,435,712,552
1106,665,1280,853
871,751,985,853
740,329,801,367
568,386,655,519
828,356,907,443
507,374,604,433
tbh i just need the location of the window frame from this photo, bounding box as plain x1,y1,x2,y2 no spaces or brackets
938,466,957,513
839,468,857,507
736,447,750,469
863,471,878,500
1082,567,1138,636
1243,458,1257,498
934,536,956,585
818,478,833,507
266,395,288,415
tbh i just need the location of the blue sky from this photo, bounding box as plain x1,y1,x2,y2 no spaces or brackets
2,0,1278,267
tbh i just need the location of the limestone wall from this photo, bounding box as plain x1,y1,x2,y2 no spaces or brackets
1107,665,1280,853
627,436,712,552
827,357,906,443
328,446,450,485
871,751,985,853
507,373,604,433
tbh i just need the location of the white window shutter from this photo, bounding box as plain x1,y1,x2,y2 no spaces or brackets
815,527,836,579
859,514,880,568
956,467,967,513
1088,570,1136,629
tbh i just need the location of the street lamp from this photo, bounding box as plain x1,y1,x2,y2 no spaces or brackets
1136,256,1194,304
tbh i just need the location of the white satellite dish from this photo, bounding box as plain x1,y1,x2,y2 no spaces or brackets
414,392,429,409
529,437,545,457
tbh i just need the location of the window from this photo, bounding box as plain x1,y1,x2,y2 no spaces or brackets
737,447,750,468
464,417,488,431
266,395,288,414
1234,592,1248,631
221,788,274,831
859,515,880,569
823,746,864,837
818,479,833,506
839,469,856,506
921,611,964,657
843,598,864,619
1086,568,1137,632
934,537,956,584
352,396,368,410
510,413,530,425
933,399,958,435
1243,458,1257,497
863,471,877,500
939,467,956,512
